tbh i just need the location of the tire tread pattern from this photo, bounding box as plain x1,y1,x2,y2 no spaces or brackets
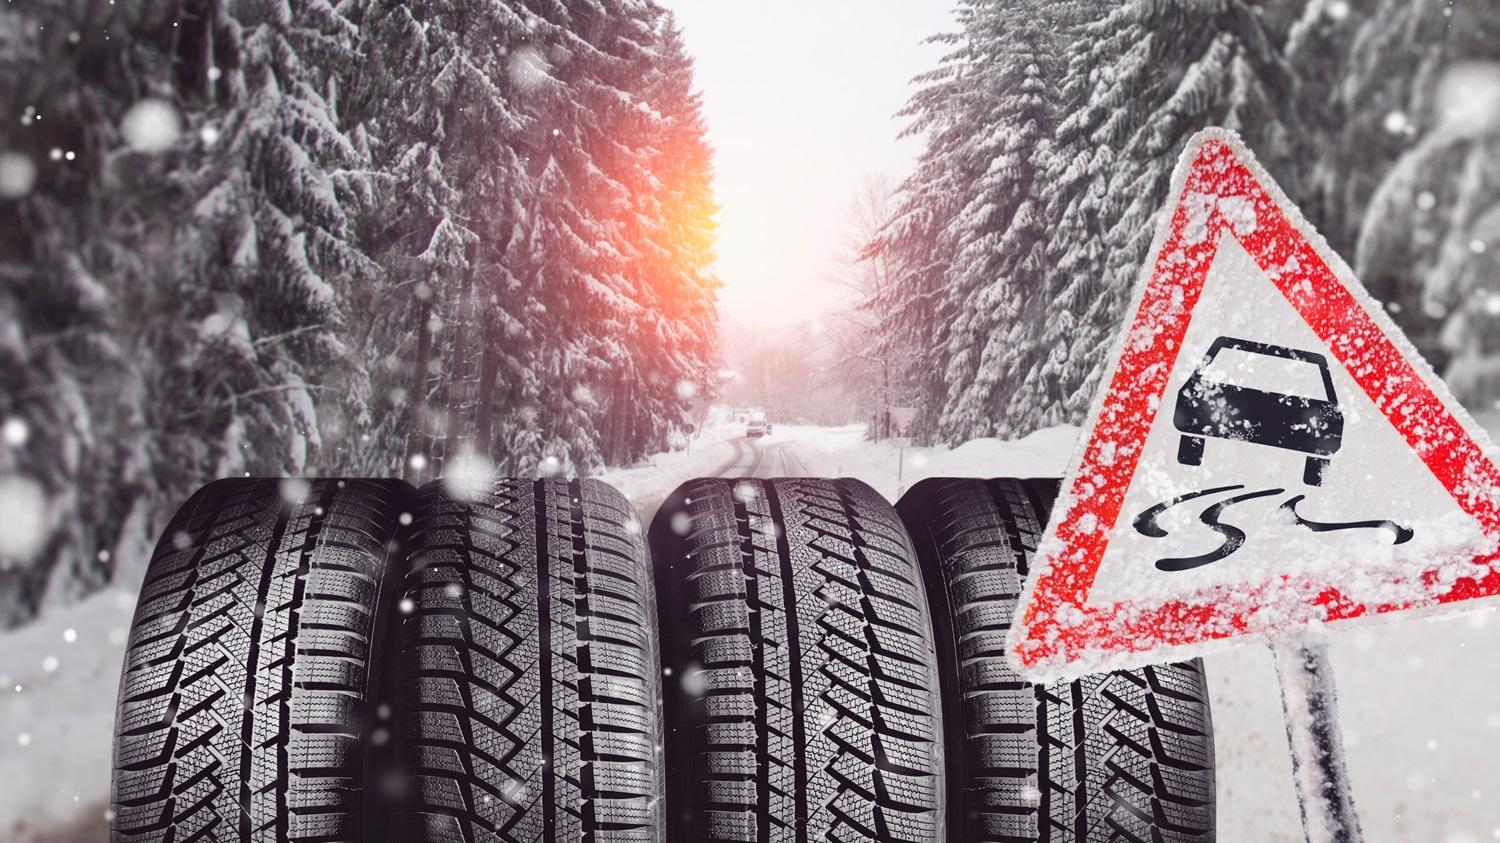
393,477,664,841
111,478,407,843
898,477,1215,843
656,478,944,843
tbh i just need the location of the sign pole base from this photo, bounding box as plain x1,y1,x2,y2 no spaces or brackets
1271,635,1365,843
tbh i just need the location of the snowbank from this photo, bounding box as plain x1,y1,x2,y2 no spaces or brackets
0,585,137,840
787,423,1078,499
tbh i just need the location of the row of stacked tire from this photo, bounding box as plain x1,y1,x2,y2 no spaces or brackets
110,475,1216,842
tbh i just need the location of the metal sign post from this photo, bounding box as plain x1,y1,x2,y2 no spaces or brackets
887,407,917,497
1272,636,1365,843
891,436,912,496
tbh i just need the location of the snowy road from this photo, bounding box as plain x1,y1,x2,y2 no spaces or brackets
714,434,810,478
5,421,1500,841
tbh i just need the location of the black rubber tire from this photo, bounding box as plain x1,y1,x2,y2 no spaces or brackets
390,477,665,840
896,478,1216,842
651,478,945,842
110,477,411,842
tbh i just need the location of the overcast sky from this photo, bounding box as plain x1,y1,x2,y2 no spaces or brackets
660,2,956,327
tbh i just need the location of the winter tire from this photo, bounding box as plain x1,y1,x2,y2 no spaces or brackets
652,478,945,842
390,478,666,840
896,478,1216,842
111,478,411,842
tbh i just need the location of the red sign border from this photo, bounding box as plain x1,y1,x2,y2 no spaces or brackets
1010,129,1500,679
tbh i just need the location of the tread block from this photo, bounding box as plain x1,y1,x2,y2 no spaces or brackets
391,478,664,841
653,478,945,842
110,478,409,843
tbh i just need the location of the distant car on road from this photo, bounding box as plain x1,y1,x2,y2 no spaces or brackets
746,419,768,438
1174,335,1343,486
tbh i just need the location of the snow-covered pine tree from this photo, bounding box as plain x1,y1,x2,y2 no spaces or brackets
0,0,367,622
638,15,722,456
348,0,532,480
0,0,143,622
1014,2,1135,429
935,0,1058,440
595,6,720,464
557,0,659,470
1017,0,1296,432
1,0,721,624
1346,1,1500,404
187,0,367,479
862,10,990,444
348,0,719,477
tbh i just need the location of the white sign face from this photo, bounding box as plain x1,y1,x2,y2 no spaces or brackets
1007,129,1500,682
888,406,918,435
1085,234,1486,605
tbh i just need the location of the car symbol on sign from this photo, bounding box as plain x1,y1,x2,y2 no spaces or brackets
1173,336,1343,486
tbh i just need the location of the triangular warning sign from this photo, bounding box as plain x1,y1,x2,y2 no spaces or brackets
1009,129,1500,681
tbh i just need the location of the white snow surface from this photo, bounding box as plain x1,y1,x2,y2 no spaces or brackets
5,419,1500,840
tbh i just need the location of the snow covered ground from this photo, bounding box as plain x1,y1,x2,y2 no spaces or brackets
4,420,1500,840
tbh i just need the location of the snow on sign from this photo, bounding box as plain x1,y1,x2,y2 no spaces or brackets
1009,128,1500,681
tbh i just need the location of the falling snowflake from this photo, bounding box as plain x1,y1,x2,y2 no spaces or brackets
120,98,182,152
408,453,429,471
0,474,50,565
676,380,698,400
1436,62,1500,137
279,478,311,505
1382,110,1412,135
508,46,550,93
669,511,692,536
2,417,28,447
680,666,709,697
441,449,495,502
0,152,36,199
